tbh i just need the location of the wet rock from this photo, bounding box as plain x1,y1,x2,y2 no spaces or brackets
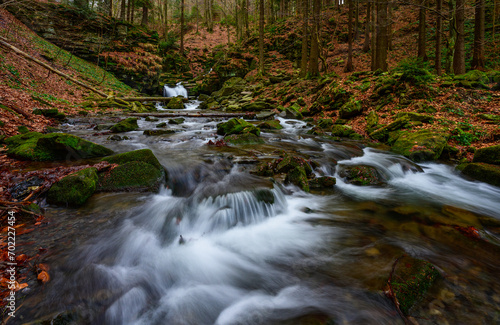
338,165,386,186
285,166,310,192
307,126,326,136
253,188,275,204
309,176,336,189
461,163,500,187
168,118,185,125
108,135,126,141
388,255,440,315
33,108,66,120
94,124,114,131
166,96,185,109
99,149,166,192
318,118,334,130
8,176,44,200
279,106,303,120
339,100,363,119
369,117,410,142
47,167,98,206
276,154,313,176
156,122,167,128
391,129,448,162
5,132,113,161
224,133,265,145
241,101,273,111
145,116,159,122
143,129,176,136
255,111,276,120
110,117,139,133
472,144,500,165
331,125,358,138
216,118,260,136
259,119,283,130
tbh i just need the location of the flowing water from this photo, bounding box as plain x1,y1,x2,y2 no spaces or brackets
14,101,500,324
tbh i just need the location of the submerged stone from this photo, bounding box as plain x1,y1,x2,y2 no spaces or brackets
216,118,260,136
168,118,185,125
224,133,265,145
143,129,176,136
47,167,98,206
338,165,386,186
258,119,283,130
5,132,113,161
285,166,310,192
110,117,139,133
309,176,336,189
166,96,185,109
388,255,440,315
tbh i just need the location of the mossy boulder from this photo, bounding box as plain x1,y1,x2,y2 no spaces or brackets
241,101,272,111
211,77,246,98
395,112,433,123
145,116,159,122
461,163,500,187
389,255,440,315
391,130,448,161
168,118,185,125
331,125,357,138
217,118,260,136
224,133,265,145
339,100,363,119
485,70,500,83
276,154,313,176
110,118,139,133
5,132,113,161
99,149,165,192
318,119,334,130
47,167,98,206
338,165,386,186
309,176,336,189
366,111,379,130
33,108,66,120
258,119,283,130
285,166,310,192
369,117,410,142
472,144,500,165
166,96,185,109
454,70,490,89
325,88,352,111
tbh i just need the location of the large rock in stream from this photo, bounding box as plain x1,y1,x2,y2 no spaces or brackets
47,167,98,206
98,149,166,192
391,129,448,162
5,132,113,161
110,117,139,133
216,118,260,136
460,145,500,187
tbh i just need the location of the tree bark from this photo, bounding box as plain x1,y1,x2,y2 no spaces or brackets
308,0,320,76
371,0,377,70
471,0,485,69
180,0,185,53
387,0,392,50
375,0,388,71
435,0,442,75
418,0,428,60
363,1,371,52
141,4,148,26
300,0,309,77
120,0,126,19
345,0,354,71
453,0,465,74
259,0,265,75
164,0,168,38
354,0,359,39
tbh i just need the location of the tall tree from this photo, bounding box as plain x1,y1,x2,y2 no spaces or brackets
180,0,185,53
74,0,89,9
417,0,428,60
259,0,265,74
435,0,443,75
300,0,309,77
120,0,126,19
345,0,354,71
444,0,456,73
453,0,465,74
308,0,320,76
163,0,168,39
363,1,371,52
371,0,377,70
471,0,485,69
354,0,359,39
374,0,388,71
140,0,149,26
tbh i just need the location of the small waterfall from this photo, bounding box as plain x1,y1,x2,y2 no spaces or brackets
163,82,188,98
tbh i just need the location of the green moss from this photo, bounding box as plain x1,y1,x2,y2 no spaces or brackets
462,163,500,187
217,118,260,136
390,256,440,315
339,100,363,119
338,165,385,186
253,189,275,204
318,119,334,130
369,117,410,142
168,118,185,125
143,129,176,136
98,161,164,192
156,122,167,128
395,112,434,123
102,149,162,170
5,132,113,161
241,101,272,111
166,97,185,109
366,111,379,130
47,167,98,206
331,125,355,138
472,145,500,165
285,166,310,192
17,125,29,134
276,154,313,175
309,176,336,189
258,119,283,130
110,118,139,133
391,130,448,161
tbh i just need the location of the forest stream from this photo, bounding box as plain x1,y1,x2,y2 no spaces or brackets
12,93,500,325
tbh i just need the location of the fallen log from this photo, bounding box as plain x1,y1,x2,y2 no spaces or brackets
129,112,256,118
113,97,174,102
0,36,108,97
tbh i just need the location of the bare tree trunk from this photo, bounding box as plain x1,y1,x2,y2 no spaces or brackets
120,0,126,19
354,0,359,39
259,0,265,75
196,0,199,33
375,0,388,71
363,1,371,52
345,0,354,71
471,0,485,69
435,0,442,75
300,0,309,77
245,0,250,37
164,0,168,38
141,5,148,26
180,0,185,53
127,0,131,22
308,0,320,76
453,0,465,74
371,0,377,70
418,0,428,60
445,0,456,73
387,0,392,50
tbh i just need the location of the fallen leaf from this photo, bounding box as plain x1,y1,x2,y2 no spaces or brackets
37,270,50,283
37,263,49,271
15,254,28,263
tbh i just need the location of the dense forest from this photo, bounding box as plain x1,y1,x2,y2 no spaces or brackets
0,0,500,323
